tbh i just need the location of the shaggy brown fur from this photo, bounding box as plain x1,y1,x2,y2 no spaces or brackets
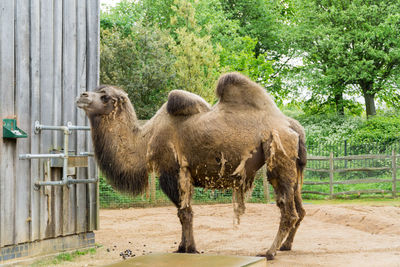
76,72,307,261
76,86,167,195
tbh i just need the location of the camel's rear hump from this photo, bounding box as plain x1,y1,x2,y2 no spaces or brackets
216,72,280,113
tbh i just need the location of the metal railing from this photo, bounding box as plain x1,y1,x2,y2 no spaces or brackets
20,121,97,190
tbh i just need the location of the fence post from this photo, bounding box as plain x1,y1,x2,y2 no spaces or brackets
329,152,334,198
262,166,271,203
392,150,397,198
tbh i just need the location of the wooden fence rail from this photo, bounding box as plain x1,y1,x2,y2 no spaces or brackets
303,150,399,198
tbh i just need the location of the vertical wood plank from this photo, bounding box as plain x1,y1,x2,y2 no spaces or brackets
39,0,55,239
329,152,334,199
63,0,77,235
52,0,64,238
30,0,41,242
76,0,88,233
392,150,397,198
0,0,16,247
86,0,100,231
15,0,32,244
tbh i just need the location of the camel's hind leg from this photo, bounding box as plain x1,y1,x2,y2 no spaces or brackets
279,184,305,251
262,175,299,260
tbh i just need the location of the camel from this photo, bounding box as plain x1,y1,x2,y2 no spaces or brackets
76,72,306,260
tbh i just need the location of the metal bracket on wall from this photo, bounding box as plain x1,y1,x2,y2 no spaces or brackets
20,121,97,190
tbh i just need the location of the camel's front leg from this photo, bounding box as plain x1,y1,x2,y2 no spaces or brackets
175,164,198,253
176,205,198,253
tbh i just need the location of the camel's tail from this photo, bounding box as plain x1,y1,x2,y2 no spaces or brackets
296,131,307,191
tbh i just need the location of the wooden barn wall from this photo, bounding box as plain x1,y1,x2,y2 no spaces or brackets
0,0,99,247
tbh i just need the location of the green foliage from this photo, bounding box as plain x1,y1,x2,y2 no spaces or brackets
219,36,274,86
290,0,400,116
170,0,221,103
101,1,139,35
219,0,285,56
298,111,400,147
100,0,278,108
351,112,400,144
297,114,363,146
100,24,174,119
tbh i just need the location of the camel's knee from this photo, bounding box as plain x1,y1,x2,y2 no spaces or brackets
178,206,193,223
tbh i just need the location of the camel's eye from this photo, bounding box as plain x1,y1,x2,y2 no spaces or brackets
100,95,110,103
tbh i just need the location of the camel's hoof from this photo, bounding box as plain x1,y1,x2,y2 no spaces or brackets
279,243,292,251
174,246,199,254
256,252,275,261
266,252,275,261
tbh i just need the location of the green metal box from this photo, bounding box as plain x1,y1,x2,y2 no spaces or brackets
2,118,27,138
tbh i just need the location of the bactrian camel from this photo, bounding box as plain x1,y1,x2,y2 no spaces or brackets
76,72,306,260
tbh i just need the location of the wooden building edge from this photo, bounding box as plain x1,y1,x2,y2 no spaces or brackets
0,0,100,263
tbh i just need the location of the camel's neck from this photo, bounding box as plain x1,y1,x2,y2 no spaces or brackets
89,103,149,195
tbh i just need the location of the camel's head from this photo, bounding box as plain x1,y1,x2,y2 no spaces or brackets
76,85,129,117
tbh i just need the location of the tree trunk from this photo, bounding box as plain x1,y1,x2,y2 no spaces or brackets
334,92,344,116
361,82,376,117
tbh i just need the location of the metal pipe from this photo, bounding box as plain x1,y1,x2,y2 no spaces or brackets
34,177,98,189
35,121,90,133
35,180,65,187
66,178,98,184
67,122,90,131
79,152,94,156
20,153,66,159
62,129,69,184
35,121,69,133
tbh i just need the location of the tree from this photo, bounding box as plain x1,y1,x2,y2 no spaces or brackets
291,0,400,117
100,0,278,106
170,0,221,103
100,24,175,119
219,0,285,57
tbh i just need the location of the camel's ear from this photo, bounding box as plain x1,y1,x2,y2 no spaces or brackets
117,94,128,104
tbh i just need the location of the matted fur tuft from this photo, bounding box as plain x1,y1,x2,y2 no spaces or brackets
167,90,211,116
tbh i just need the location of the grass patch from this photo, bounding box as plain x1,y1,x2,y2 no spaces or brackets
31,246,99,266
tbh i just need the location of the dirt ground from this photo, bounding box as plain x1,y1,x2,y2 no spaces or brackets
50,203,400,266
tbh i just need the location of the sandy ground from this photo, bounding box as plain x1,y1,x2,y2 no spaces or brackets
37,203,400,266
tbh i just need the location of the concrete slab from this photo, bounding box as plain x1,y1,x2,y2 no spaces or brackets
104,253,267,267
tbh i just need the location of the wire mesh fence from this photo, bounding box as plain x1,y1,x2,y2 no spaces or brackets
99,140,400,208
99,169,270,208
